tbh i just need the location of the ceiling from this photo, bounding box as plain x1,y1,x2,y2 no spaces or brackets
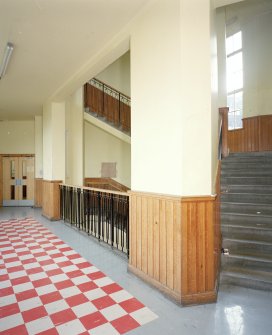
0,0,259,121
0,0,148,120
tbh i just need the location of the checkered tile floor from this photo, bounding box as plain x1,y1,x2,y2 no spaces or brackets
0,218,157,335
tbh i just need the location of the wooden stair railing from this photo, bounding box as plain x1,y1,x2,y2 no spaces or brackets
219,107,229,159
84,78,131,134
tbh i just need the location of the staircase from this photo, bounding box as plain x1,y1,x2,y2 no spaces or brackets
220,151,272,291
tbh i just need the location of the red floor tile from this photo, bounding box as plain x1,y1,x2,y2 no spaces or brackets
50,308,77,326
80,311,107,330
119,298,145,313
40,291,63,304
16,288,38,301
46,268,63,277
77,281,97,292
0,286,14,297
65,293,89,307
22,305,48,322
66,270,84,278
1,323,29,335
32,277,52,288
54,279,74,290
111,315,140,334
10,276,30,286
0,302,20,317
92,295,116,310
102,283,123,294
87,271,105,280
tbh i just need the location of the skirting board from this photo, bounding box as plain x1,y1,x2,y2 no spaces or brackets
128,264,217,306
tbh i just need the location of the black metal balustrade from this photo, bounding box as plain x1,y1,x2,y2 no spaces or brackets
60,184,129,256
85,78,131,133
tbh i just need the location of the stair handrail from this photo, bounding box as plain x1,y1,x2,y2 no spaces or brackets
89,77,131,106
219,107,229,159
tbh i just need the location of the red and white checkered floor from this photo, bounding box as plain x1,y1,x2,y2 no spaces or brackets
0,218,157,335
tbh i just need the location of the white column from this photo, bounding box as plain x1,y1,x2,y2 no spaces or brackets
43,102,66,181
34,116,43,178
65,87,84,186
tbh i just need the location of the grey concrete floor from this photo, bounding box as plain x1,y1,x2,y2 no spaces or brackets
1,206,272,335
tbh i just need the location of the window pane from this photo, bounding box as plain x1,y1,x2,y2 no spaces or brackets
235,91,243,111
227,94,235,111
233,31,242,51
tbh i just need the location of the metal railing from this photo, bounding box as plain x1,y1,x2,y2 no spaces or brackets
60,184,129,256
85,78,131,133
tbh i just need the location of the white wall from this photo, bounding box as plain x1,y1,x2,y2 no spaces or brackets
84,121,131,188
43,102,65,181
0,121,35,154
243,10,272,117
65,87,84,186
225,1,272,117
131,0,183,195
35,116,43,178
96,51,131,96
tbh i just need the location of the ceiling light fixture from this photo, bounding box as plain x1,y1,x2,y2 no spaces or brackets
0,42,14,79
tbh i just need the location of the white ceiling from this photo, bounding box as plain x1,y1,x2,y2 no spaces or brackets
0,0,148,120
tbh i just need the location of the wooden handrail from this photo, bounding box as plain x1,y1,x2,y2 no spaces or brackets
59,183,128,196
219,107,229,158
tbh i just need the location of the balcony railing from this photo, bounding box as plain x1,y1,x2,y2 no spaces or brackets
84,78,131,133
60,184,129,256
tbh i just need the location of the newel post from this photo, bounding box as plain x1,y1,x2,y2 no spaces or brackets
219,107,229,158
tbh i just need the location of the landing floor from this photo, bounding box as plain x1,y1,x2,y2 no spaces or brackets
1,207,272,335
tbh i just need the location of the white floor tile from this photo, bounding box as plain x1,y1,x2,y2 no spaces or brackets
56,319,85,335
26,316,54,335
100,304,127,322
18,297,43,312
0,313,24,331
72,301,97,318
130,307,158,325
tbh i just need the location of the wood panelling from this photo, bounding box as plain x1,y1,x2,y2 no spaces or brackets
228,114,272,153
85,83,103,116
84,178,130,192
219,107,229,158
42,180,62,220
259,115,272,151
128,191,218,305
35,178,43,207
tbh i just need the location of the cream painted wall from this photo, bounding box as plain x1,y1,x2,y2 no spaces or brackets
131,0,183,196
43,103,53,180
243,10,272,117
43,102,65,181
34,116,43,178
180,0,215,196
84,121,131,188
96,51,131,96
224,1,272,118
0,121,35,154
65,87,84,186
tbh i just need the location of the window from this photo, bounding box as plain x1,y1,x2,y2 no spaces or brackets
226,31,243,130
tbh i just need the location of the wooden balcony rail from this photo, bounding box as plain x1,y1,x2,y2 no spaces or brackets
60,184,129,256
84,78,131,133
219,107,229,159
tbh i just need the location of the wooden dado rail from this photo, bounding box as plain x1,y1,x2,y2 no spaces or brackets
84,178,130,193
128,191,220,305
228,114,272,153
84,78,131,133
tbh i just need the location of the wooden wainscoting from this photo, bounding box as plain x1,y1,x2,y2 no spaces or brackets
128,191,218,305
84,178,130,192
228,114,272,153
42,180,62,220
35,178,43,207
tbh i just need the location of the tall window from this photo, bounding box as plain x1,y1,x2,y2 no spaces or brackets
226,31,243,130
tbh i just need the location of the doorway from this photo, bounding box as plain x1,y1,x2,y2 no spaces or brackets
2,156,34,206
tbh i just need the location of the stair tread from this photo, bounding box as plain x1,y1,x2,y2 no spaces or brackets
223,237,272,245
222,267,272,282
222,250,272,262
221,223,272,230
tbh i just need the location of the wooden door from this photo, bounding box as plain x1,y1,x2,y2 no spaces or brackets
2,156,34,206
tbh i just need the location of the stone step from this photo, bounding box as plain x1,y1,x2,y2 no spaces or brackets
221,250,272,271
222,162,272,169
220,267,272,291
221,176,272,186
221,202,272,216
228,151,272,158
221,192,272,204
221,169,272,177
223,238,272,256
221,224,272,242
221,212,272,228
221,184,272,194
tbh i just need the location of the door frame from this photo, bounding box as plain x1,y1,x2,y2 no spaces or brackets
0,154,35,207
